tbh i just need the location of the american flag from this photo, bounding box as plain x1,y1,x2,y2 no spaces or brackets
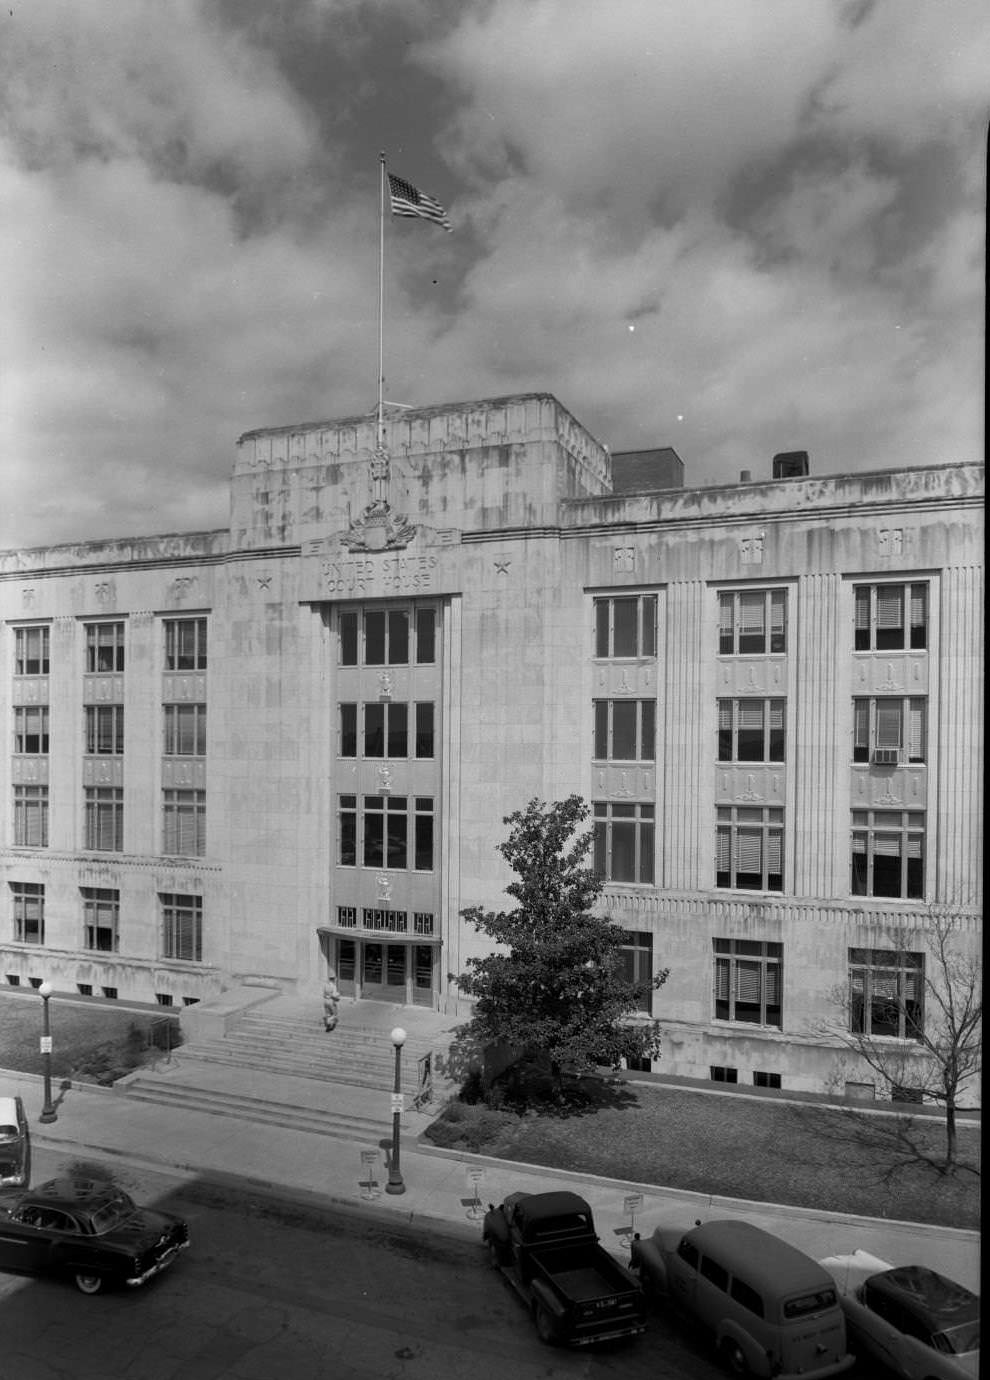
387,172,453,232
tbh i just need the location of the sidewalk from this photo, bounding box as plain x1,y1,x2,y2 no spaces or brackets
3,1067,979,1292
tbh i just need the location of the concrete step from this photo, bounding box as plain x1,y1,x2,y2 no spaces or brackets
173,1044,424,1094
121,1077,390,1144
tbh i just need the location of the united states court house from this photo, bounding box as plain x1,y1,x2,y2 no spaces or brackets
2,393,983,1098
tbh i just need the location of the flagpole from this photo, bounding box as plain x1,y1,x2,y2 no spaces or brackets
377,152,386,453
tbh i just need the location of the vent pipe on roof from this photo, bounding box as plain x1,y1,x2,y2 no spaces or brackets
739,470,751,482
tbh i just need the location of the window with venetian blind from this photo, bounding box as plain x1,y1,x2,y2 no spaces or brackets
82,887,119,952
854,583,927,651
849,948,924,1039
851,810,924,898
11,882,45,943
717,699,785,762
163,789,206,856
718,590,786,655
713,938,782,1027
716,806,783,891
14,786,48,847
853,698,926,764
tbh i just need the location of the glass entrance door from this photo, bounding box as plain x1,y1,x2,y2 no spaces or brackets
362,941,407,1000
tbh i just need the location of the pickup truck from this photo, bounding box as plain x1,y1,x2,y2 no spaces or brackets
482,1189,646,1346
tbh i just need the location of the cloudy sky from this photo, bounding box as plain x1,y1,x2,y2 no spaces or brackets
2,0,986,549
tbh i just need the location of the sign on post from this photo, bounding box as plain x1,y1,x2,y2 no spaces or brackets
390,1092,405,1115
39,1036,52,1055
359,1148,381,1200
463,1166,485,1220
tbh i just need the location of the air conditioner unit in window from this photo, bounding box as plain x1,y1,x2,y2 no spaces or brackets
872,747,900,765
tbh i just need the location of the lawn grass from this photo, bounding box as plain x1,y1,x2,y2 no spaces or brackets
0,993,180,1085
425,1082,980,1230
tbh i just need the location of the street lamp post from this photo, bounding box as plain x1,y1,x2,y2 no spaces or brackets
38,981,57,1124
385,1026,407,1195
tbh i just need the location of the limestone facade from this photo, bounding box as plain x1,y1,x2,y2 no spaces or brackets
1,394,983,1098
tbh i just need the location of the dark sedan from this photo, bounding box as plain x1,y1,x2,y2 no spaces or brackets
0,1174,189,1295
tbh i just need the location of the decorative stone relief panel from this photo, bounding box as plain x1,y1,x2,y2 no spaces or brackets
11,678,47,706
593,663,656,695
716,659,787,695
851,765,926,807
715,766,786,806
162,760,207,789
852,655,928,694
592,765,656,801
83,758,124,788
11,757,49,785
162,673,208,701
83,675,125,704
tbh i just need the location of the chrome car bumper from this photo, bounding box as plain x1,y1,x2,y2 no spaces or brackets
125,1238,190,1287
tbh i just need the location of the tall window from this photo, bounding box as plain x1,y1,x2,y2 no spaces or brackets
593,700,656,760
14,706,49,754
85,705,124,755
714,938,782,1027
339,606,436,667
163,789,206,856
15,626,50,676
717,699,785,762
161,893,202,961
853,698,926,764
163,704,206,756
718,590,787,655
82,888,119,952
592,802,655,884
364,795,408,868
415,702,435,758
854,583,928,651
364,702,408,757
594,594,657,658
716,806,783,891
85,622,125,672
85,787,123,851
164,617,208,670
414,796,434,871
14,786,48,847
339,795,357,865
617,931,654,1013
851,810,924,898
849,948,924,1040
11,882,44,943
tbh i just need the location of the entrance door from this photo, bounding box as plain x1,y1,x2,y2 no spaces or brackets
413,944,435,1007
362,942,408,1001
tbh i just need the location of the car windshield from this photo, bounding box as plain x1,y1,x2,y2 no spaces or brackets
932,1321,980,1355
88,1190,137,1234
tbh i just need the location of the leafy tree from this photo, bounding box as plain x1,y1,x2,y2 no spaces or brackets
457,795,667,1095
826,910,981,1170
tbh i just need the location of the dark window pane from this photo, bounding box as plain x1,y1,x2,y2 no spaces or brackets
415,702,434,758
639,822,655,883
387,702,408,757
340,611,358,665
340,704,357,757
592,822,607,877
641,596,657,656
612,599,638,657
364,612,385,665
388,611,409,664
906,853,924,899
851,851,868,894
340,812,356,866
594,602,609,657
593,701,608,759
872,851,903,897
364,704,384,757
612,701,638,759
415,815,433,870
386,812,407,867
416,607,436,663
641,700,656,760
364,812,383,866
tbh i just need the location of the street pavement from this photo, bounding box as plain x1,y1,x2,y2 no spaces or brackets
3,1064,979,1293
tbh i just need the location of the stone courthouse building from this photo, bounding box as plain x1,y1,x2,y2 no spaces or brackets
1,393,983,1095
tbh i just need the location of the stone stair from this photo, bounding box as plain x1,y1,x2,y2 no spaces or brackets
170,1011,438,1095
116,1002,453,1144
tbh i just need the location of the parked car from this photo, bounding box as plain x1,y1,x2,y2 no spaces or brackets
630,1218,853,1378
0,1174,189,1294
0,1096,31,1189
483,1189,646,1346
820,1251,979,1379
